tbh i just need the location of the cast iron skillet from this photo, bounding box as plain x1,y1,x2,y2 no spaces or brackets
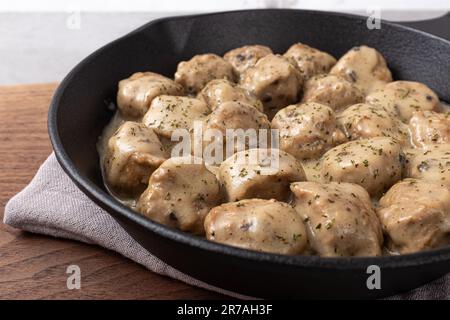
48,9,450,299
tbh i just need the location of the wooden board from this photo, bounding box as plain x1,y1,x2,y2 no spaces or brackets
0,83,225,299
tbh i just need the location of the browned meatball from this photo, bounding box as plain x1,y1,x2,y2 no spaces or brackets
283,43,336,80
104,121,169,196
137,156,222,235
330,45,392,94
175,54,236,94
197,79,263,112
291,181,383,257
200,101,271,162
224,44,273,76
337,103,409,144
301,74,364,111
409,110,450,148
218,148,306,202
205,199,308,255
377,179,450,254
142,95,210,139
271,102,346,160
240,54,303,119
366,81,441,123
117,72,184,118
321,137,403,196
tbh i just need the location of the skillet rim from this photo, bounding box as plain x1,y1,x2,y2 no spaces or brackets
48,8,450,271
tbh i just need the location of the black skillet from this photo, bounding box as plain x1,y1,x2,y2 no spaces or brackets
48,9,450,299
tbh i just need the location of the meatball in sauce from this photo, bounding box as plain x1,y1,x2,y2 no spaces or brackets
99,43,450,257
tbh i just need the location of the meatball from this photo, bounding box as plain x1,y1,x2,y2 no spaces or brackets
366,81,441,123
174,54,236,94
409,110,450,148
117,72,184,118
321,137,403,196
240,54,303,119
283,43,336,80
201,101,271,161
291,181,383,257
224,44,273,76
203,101,269,133
104,121,169,196
136,156,222,235
330,45,392,94
377,179,450,254
301,74,364,111
404,144,450,188
271,102,346,160
204,199,308,255
197,79,263,112
142,95,210,139
337,103,409,144
218,148,306,202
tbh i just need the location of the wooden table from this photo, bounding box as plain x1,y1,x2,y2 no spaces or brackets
0,83,225,299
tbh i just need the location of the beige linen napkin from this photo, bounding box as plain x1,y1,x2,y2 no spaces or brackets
4,153,449,300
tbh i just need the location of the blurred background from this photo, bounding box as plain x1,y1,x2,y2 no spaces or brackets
1,0,449,84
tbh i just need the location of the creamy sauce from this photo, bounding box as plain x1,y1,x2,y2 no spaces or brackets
97,41,450,257
97,109,139,208
98,100,450,255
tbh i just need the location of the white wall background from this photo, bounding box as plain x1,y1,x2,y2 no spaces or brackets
2,0,450,11
1,0,449,84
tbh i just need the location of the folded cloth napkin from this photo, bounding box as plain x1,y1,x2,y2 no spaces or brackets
4,153,450,300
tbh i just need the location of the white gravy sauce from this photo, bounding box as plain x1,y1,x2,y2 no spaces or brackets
98,100,450,246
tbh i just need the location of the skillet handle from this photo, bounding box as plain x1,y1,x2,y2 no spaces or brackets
395,12,450,40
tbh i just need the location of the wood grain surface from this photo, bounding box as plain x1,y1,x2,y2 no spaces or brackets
0,83,225,300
